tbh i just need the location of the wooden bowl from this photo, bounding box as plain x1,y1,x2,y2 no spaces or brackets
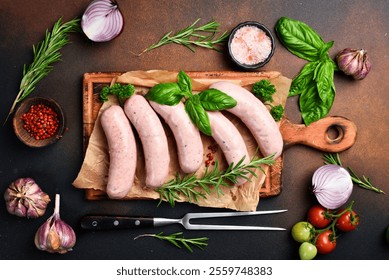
13,97,66,148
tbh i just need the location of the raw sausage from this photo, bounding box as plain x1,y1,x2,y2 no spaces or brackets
207,111,250,186
100,105,137,199
210,81,283,158
124,95,170,188
149,101,203,173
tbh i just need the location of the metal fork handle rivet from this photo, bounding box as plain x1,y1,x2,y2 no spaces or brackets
113,220,119,226
135,220,141,226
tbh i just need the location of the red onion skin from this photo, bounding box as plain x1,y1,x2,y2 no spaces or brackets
312,164,353,210
81,0,124,42
336,48,371,80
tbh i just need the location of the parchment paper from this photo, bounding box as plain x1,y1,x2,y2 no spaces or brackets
73,70,291,211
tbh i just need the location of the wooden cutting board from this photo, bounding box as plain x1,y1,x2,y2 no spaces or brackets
81,72,357,200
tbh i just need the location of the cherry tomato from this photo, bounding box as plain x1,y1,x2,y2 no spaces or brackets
336,209,360,232
315,229,336,254
291,221,314,243
307,205,332,228
299,242,317,260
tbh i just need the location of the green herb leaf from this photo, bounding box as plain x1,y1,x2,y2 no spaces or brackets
270,104,284,121
100,83,135,104
252,79,277,102
275,16,326,62
177,70,192,96
185,95,212,136
198,89,237,111
299,72,335,125
289,61,319,97
314,59,336,102
145,82,184,105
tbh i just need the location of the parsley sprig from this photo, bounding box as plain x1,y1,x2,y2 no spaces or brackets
323,153,385,194
134,232,208,253
100,83,135,105
156,153,275,207
138,18,229,55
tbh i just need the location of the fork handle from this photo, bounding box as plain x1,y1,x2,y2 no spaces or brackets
80,216,154,230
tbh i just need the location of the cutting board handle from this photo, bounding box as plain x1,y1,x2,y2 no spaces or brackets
280,116,357,153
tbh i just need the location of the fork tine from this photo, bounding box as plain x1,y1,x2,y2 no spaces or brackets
185,224,286,231
184,209,287,220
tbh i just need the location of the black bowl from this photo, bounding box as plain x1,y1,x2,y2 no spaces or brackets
228,21,275,69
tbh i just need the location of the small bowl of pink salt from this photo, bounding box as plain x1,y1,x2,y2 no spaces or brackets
228,21,275,69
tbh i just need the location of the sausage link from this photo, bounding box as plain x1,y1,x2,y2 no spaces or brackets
149,101,203,173
124,95,170,188
210,81,283,158
100,105,137,199
208,111,250,186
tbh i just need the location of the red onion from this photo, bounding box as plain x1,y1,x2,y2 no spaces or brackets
312,164,353,210
81,0,124,42
336,48,371,80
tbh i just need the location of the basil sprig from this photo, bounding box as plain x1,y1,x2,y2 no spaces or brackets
275,17,337,125
145,71,237,136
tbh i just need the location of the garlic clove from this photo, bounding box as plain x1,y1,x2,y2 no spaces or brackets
4,177,50,218
34,194,76,254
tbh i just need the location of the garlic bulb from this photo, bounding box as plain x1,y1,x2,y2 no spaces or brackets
312,164,353,210
336,48,371,80
34,194,76,254
4,177,50,218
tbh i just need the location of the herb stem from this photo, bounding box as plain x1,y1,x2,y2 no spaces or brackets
138,18,228,55
134,232,208,253
156,153,275,207
5,17,79,124
323,153,384,194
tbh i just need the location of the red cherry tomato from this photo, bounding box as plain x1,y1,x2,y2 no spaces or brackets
315,230,336,254
307,205,332,228
336,210,360,232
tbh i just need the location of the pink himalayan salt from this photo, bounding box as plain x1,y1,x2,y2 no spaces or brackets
230,25,272,65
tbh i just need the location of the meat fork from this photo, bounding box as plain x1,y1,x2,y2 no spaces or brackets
80,209,287,231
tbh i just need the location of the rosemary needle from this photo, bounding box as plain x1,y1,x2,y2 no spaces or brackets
134,232,209,253
138,18,229,55
5,17,80,123
323,153,385,194
156,154,275,207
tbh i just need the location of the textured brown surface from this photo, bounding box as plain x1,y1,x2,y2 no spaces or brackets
0,0,388,260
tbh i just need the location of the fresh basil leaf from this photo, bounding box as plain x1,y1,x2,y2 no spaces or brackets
185,95,212,136
299,79,335,125
198,89,237,111
289,61,319,96
177,70,192,95
275,17,325,62
145,82,183,105
314,59,336,102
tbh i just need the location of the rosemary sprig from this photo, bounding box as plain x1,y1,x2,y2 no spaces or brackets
134,232,208,253
323,153,385,194
138,18,229,55
5,17,80,123
156,154,275,207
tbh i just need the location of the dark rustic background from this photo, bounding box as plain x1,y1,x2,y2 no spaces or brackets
0,0,388,260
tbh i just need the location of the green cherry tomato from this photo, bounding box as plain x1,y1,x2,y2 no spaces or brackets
299,242,317,260
291,221,314,243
